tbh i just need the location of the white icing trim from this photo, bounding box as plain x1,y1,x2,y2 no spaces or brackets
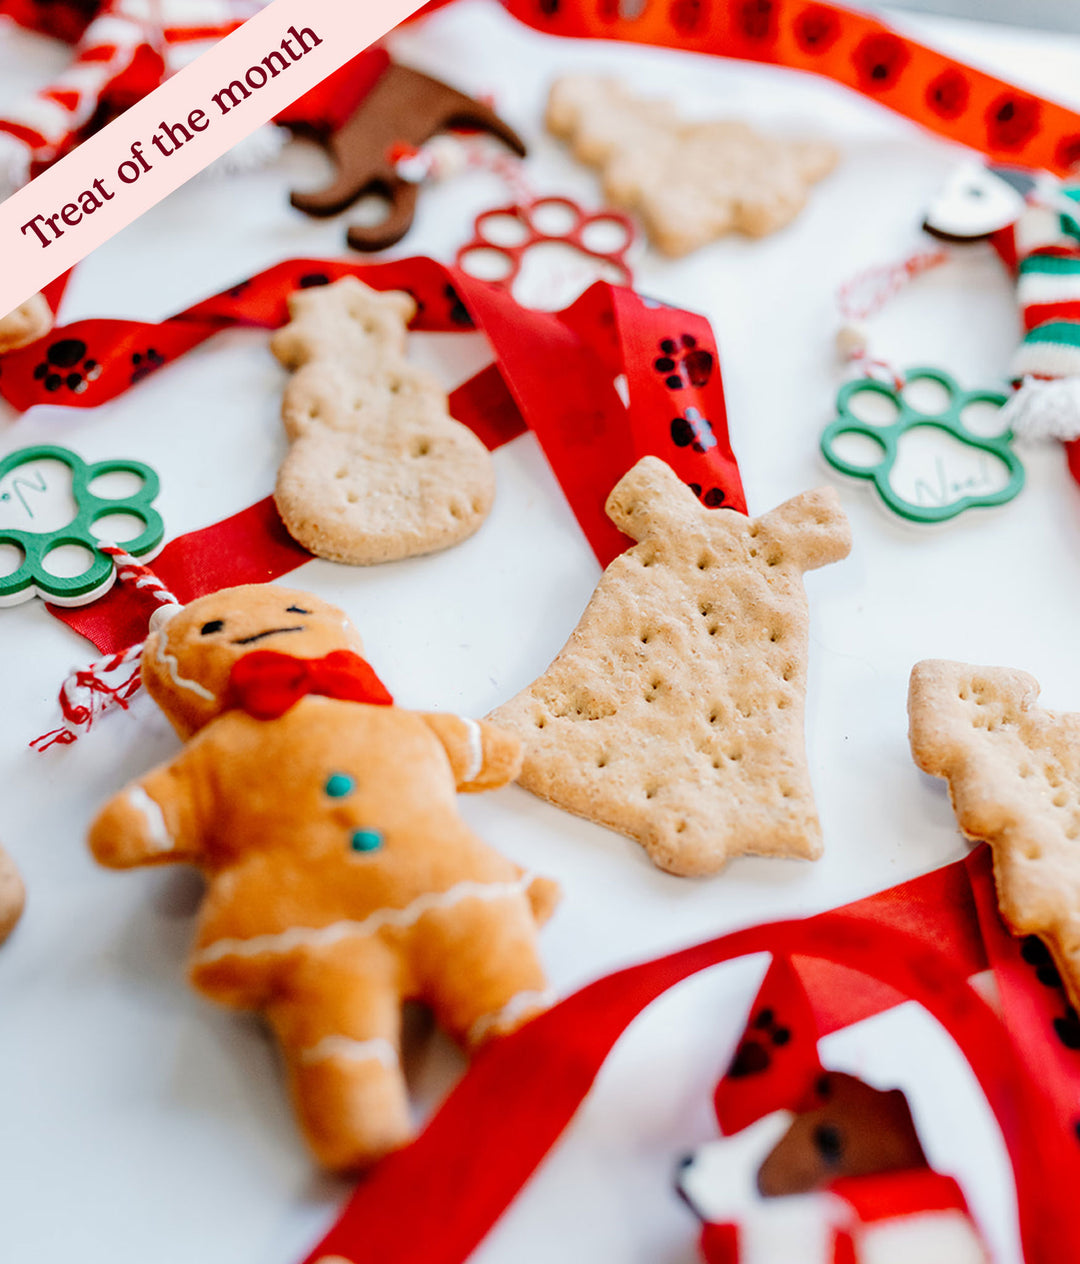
153,621,215,702
126,786,173,854
193,872,535,966
468,987,556,1046
300,1035,399,1069
461,717,484,783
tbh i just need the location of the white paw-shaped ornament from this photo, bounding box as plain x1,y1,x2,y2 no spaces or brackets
456,196,634,310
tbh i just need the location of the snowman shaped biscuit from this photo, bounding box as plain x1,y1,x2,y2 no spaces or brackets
88,584,559,1170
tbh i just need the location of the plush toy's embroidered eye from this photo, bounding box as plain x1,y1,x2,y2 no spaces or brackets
325,773,355,798
351,829,383,853
200,620,225,635
813,1123,844,1165
287,605,310,614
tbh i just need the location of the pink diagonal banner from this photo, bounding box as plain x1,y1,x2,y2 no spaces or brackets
0,0,431,316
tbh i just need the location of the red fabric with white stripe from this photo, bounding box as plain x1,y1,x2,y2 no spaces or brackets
0,0,261,183
698,1170,980,1264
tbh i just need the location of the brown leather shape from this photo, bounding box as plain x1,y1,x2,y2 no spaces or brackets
756,1072,928,1197
289,64,527,253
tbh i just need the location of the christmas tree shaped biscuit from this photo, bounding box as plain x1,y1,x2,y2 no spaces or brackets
909,660,1080,1011
489,458,851,875
271,277,494,565
546,75,838,257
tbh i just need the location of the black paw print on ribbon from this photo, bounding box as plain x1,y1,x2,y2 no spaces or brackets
1020,936,1080,1051
131,348,165,385
1055,1008,1080,1050
671,406,717,455
444,284,473,328
852,33,910,93
32,338,102,395
1015,936,1080,1147
726,1007,791,1077
688,482,726,508
986,93,1041,152
671,0,709,35
738,0,775,40
654,334,714,391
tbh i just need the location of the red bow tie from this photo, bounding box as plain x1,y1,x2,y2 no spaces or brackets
226,650,394,721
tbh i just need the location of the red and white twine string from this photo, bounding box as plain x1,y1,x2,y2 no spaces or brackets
838,248,948,322
100,544,177,604
836,247,950,389
30,545,179,752
388,130,536,205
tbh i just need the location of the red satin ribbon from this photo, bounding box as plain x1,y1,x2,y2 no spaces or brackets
226,649,393,719
297,848,1080,1264
832,1169,969,1224
714,855,988,1133
0,257,741,653
715,847,1080,1217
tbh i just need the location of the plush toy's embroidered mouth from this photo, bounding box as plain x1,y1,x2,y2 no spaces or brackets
673,1156,699,1214
232,626,306,646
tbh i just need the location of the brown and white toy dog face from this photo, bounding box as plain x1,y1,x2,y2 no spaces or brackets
142,584,366,738
755,1072,927,1196
677,1074,926,1218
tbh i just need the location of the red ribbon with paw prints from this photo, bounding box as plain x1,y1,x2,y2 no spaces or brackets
0,256,743,655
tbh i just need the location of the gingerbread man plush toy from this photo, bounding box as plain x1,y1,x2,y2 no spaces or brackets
88,584,560,1170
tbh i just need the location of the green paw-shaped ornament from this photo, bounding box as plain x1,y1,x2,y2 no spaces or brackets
821,368,1024,524
0,444,163,607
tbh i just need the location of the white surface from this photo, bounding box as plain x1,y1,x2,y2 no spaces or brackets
1,4,1078,1261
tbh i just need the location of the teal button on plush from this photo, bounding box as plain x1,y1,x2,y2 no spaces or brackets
351,830,383,853
325,773,355,798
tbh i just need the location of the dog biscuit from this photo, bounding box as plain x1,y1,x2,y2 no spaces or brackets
0,293,53,355
546,75,837,256
489,457,851,875
909,659,1080,1009
271,277,495,565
